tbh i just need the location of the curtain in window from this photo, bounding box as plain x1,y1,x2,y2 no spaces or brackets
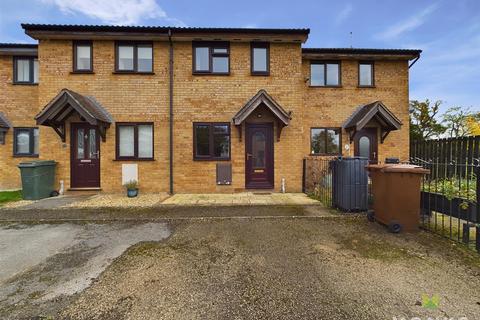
119,126,135,157
16,59,30,82
138,125,153,158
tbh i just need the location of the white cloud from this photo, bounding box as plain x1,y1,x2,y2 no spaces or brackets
376,3,438,40
335,4,353,25
40,0,185,26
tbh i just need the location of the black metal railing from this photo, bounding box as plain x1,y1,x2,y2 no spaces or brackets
303,157,334,207
303,157,371,211
411,157,480,253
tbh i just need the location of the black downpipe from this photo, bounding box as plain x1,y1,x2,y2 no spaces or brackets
168,29,174,194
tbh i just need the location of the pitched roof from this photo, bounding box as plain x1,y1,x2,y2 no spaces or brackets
21,24,310,35
0,43,37,48
0,112,12,130
343,101,402,131
302,48,421,60
35,89,113,125
0,43,37,56
233,90,291,126
302,48,422,55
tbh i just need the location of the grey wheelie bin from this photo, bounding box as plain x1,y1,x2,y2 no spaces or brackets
18,160,56,200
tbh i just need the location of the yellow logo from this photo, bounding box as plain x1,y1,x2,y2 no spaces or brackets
421,294,440,309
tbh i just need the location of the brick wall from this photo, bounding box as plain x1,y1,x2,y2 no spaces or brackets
0,56,39,190
0,38,411,193
36,39,170,193
302,59,410,162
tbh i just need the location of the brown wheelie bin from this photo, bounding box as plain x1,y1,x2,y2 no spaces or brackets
366,164,430,233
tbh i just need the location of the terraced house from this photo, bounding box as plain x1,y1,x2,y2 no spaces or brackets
0,24,421,193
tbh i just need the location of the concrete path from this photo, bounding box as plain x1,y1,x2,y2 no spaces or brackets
162,192,320,206
0,222,171,318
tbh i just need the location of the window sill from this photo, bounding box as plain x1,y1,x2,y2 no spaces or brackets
192,72,230,76
112,71,155,75
309,85,342,88
13,154,39,158
12,83,38,86
251,72,270,76
71,71,95,74
193,158,231,161
113,158,155,161
309,153,341,157
357,85,376,88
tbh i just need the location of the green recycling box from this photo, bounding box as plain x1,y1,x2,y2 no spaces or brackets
18,160,56,200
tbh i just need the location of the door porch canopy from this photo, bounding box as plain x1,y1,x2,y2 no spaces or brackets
342,101,402,143
35,89,113,142
232,89,291,141
0,112,11,133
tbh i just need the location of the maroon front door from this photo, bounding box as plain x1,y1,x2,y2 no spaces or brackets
71,123,100,188
245,123,274,189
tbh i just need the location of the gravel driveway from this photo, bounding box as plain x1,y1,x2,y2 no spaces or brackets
61,216,479,320
1,214,479,320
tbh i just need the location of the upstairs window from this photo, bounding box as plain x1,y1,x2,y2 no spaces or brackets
310,128,341,155
359,61,374,87
310,61,340,87
13,57,38,84
115,42,153,73
73,41,93,72
251,42,269,75
193,42,229,74
13,127,39,157
193,123,230,160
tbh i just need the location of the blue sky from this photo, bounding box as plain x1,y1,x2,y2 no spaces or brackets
1,0,479,112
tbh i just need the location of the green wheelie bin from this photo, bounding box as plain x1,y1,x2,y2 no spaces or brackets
18,160,56,200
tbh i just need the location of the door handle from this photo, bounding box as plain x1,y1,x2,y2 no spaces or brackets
373,152,376,159
247,153,253,159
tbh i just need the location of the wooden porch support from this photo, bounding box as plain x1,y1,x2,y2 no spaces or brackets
236,124,242,142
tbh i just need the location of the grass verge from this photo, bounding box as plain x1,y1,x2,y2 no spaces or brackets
0,190,22,206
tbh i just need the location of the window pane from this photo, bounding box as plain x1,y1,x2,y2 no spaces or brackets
77,128,84,159
310,64,325,86
212,56,228,73
195,47,209,71
33,128,39,155
311,129,326,154
213,125,228,134
138,125,153,158
16,59,30,82
213,48,228,54
213,135,229,158
253,47,267,72
195,125,210,156
252,131,266,168
359,64,372,86
326,129,340,154
0,132,5,145
137,46,153,72
89,129,97,159
118,46,134,70
119,126,135,157
359,136,370,158
76,45,91,70
33,59,39,83
326,63,339,86
16,130,30,154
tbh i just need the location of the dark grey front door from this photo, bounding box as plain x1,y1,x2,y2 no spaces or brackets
354,128,378,163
